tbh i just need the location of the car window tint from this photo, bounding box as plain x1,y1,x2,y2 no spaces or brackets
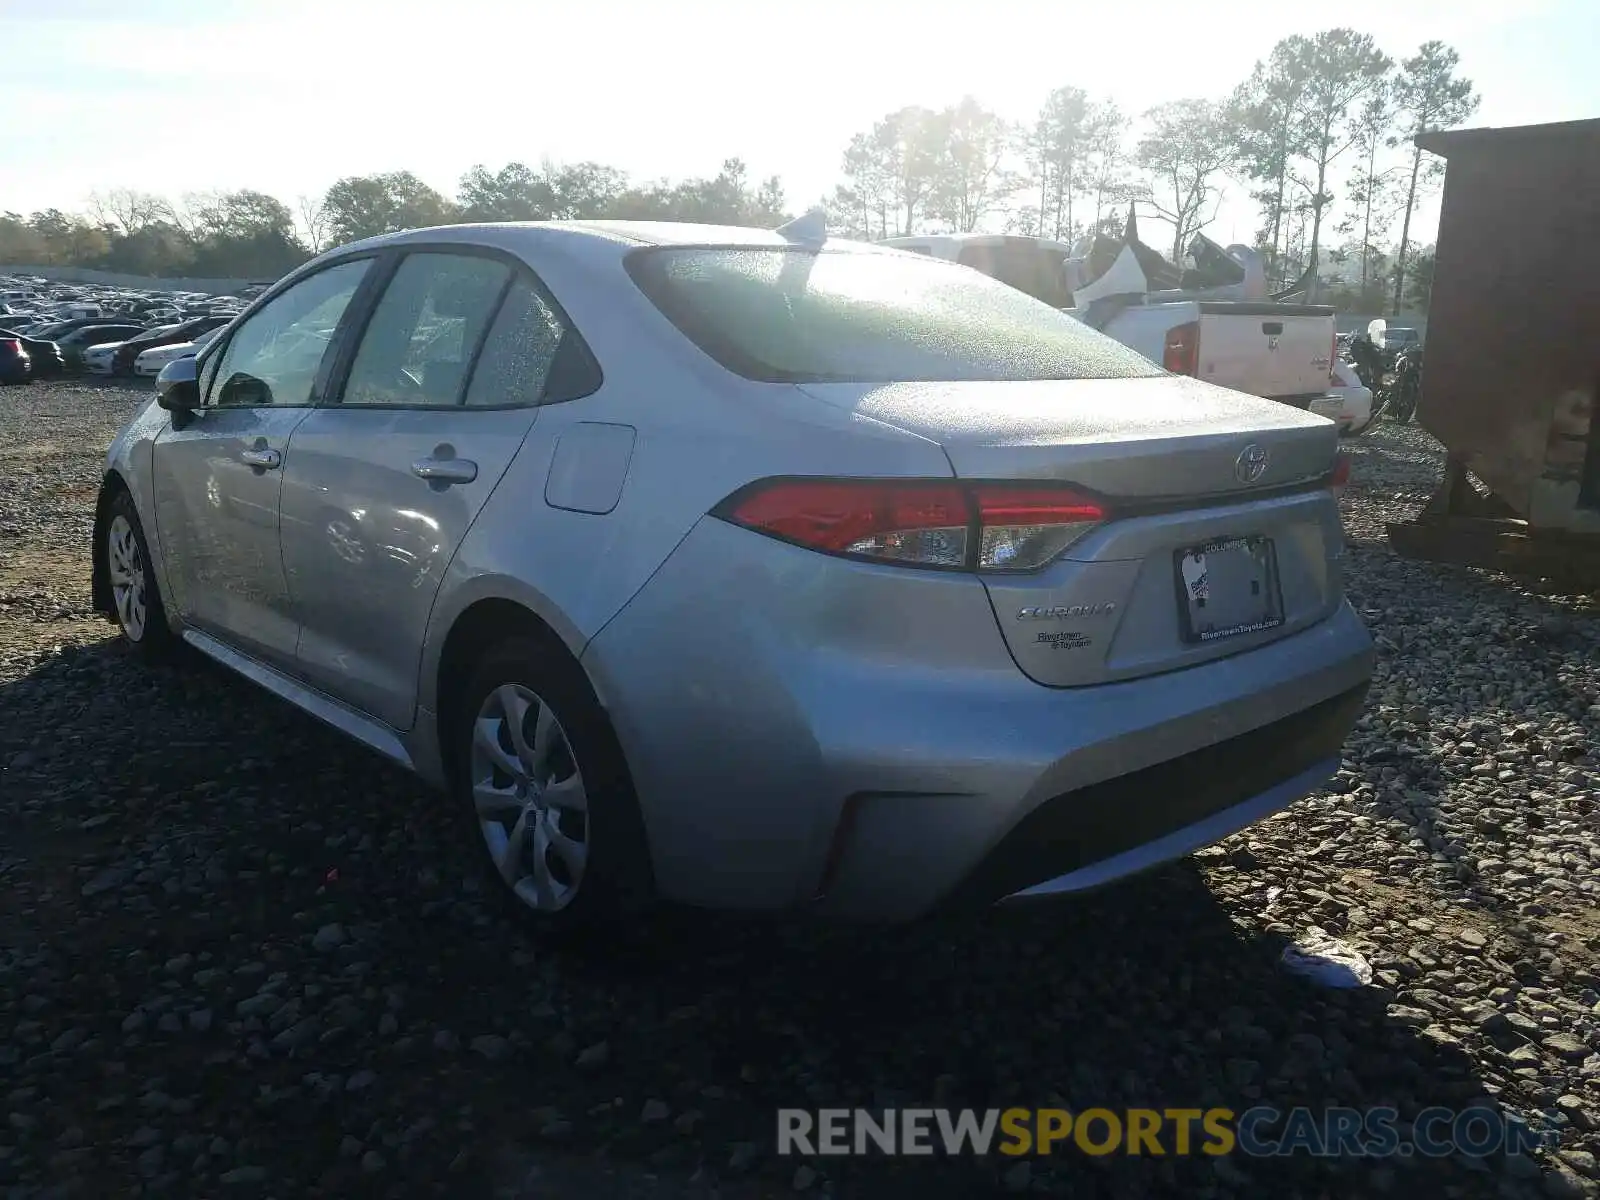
209,259,370,407
626,247,1164,383
462,279,570,408
342,253,510,408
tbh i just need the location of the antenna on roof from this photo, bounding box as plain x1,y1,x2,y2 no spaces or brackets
775,206,828,243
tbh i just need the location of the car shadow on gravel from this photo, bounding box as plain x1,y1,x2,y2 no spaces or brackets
0,639,1526,1199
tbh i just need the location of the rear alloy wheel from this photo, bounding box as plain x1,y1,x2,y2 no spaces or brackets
471,682,591,913
105,492,176,660
454,637,652,932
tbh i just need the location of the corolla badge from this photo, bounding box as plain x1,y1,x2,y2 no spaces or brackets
1234,443,1270,484
1016,603,1117,620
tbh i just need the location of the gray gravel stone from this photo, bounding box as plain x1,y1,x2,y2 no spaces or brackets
2,393,1598,1197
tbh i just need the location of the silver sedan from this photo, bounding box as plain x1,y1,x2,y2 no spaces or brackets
91,217,1373,930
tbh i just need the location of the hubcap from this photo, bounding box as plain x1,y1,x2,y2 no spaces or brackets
469,683,589,912
107,514,147,641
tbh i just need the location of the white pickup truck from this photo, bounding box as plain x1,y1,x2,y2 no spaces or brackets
1096,299,1339,408
881,232,1359,430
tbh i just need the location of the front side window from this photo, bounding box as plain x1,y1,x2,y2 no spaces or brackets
341,253,510,408
208,258,371,407
626,247,1161,384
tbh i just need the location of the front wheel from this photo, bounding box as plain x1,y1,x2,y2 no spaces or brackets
451,636,653,934
105,492,177,661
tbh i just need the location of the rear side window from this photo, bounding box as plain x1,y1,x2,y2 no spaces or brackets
626,247,1161,384
463,279,581,408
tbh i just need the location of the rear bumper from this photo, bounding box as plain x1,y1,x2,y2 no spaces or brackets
583,517,1374,921
957,682,1366,909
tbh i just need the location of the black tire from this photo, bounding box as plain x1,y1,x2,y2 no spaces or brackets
104,490,177,662
450,635,653,934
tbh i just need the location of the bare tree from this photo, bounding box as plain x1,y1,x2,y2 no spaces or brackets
833,107,944,238
1082,102,1133,241
1338,84,1403,305
86,187,172,236
1136,100,1233,261
169,191,222,241
1231,38,1311,284
296,193,332,254
1028,86,1089,240
926,98,1016,233
1389,41,1478,315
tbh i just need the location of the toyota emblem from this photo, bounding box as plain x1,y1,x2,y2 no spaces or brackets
1235,443,1269,484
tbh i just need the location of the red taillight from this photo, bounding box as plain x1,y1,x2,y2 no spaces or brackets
720,479,1108,572
1331,453,1351,491
1162,322,1199,375
0,339,20,354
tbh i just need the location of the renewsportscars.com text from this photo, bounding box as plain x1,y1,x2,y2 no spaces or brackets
777,1106,1552,1159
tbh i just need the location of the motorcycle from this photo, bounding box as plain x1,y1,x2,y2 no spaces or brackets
1342,331,1422,425
1386,345,1423,424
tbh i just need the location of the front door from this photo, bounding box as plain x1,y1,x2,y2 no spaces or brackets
151,258,373,668
279,253,577,729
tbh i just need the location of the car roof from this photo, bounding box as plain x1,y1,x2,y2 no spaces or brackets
332,219,890,261
881,232,1078,253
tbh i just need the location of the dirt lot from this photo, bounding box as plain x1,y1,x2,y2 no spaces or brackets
2,379,1599,1199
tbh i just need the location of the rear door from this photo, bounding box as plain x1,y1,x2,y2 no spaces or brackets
278,248,583,730
1194,304,1336,400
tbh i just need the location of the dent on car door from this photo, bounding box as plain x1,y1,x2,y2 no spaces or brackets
150,258,373,668
278,252,582,730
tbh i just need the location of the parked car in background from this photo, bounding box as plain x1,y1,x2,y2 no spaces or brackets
93,219,1372,931
133,326,221,377
1321,359,1376,437
112,316,230,376
34,315,127,340
1380,326,1421,353
83,339,132,375
0,327,65,378
99,323,181,375
0,335,31,383
55,323,149,370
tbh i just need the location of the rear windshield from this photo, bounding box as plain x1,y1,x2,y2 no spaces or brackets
625,246,1164,383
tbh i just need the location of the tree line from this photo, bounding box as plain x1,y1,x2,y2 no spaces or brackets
830,34,1475,314
0,30,1475,315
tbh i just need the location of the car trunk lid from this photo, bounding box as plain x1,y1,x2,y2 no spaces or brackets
796,376,1336,498
795,376,1345,687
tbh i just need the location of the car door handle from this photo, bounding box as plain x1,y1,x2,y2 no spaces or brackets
411,458,478,484
240,448,281,469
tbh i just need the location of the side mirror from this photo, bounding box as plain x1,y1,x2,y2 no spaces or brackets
156,356,200,413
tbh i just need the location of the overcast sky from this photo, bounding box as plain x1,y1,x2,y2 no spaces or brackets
2,0,1595,249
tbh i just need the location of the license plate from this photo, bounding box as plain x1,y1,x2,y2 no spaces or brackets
1174,536,1283,643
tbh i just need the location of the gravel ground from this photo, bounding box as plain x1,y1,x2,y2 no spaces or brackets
2,379,1598,1200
